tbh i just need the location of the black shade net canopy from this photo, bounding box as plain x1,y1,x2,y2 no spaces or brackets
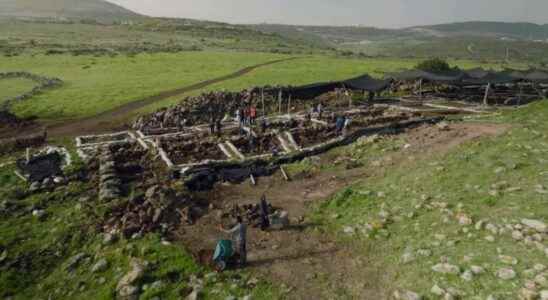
259,67,547,101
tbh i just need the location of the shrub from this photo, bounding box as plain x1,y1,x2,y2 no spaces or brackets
416,58,452,72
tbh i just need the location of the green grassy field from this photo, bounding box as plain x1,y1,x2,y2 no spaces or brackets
0,77,37,105
0,51,287,120
309,101,548,298
2,53,519,123
137,56,519,114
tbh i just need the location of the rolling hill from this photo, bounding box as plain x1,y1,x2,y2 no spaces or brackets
417,21,548,40
0,0,142,22
251,22,548,62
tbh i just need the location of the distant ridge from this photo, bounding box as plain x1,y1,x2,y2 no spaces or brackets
0,0,143,22
414,21,548,40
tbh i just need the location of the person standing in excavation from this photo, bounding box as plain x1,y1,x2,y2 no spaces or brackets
219,216,247,267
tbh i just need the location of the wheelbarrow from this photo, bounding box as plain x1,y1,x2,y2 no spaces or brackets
212,239,240,271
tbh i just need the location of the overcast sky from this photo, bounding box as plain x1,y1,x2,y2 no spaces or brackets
108,0,548,28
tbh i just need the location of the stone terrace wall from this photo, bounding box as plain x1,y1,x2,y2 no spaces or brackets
0,71,63,110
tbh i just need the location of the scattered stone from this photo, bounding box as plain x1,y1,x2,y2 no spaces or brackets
540,290,548,300
432,263,460,275
116,259,146,293
435,234,447,241
443,293,455,300
91,259,109,273
535,274,548,287
437,122,450,130
499,255,518,265
485,235,496,242
393,289,422,300
0,250,7,263
494,167,506,174
457,214,473,226
471,265,485,275
119,285,139,298
522,219,547,233
66,253,87,272
32,209,47,220
496,268,517,280
417,249,432,257
343,226,355,235
186,289,201,300
535,264,547,272
29,181,41,192
401,252,415,264
486,223,498,234
506,187,522,193
103,233,117,245
431,284,445,296
512,230,524,240
98,277,106,285
519,288,539,300
461,270,473,281
475,220,485,230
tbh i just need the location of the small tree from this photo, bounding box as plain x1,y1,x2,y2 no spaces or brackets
416,58,452,72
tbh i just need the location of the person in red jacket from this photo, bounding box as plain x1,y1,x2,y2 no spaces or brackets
249,106,257,125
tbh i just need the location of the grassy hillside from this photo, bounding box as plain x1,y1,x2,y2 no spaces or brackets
0,19,326,57
253,22,548,63
311,100,548,298
421,21,548,39
0,0,141,22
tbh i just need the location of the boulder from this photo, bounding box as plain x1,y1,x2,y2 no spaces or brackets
522,219,547,233
91,259,109,273
117,260,146,292
432,263,460,275
29,182,41,193
496,268,516,280
118,285,139,299
393,289,422,300
66,253,88,272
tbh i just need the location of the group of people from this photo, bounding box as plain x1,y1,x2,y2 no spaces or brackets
235,105,258,127
133,89,263,132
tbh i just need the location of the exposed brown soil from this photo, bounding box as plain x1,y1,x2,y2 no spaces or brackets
0,57,301,140
172,121,509,300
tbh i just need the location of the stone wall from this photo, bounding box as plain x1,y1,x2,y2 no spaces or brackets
0,72,63,110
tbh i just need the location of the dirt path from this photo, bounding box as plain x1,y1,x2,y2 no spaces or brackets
5,57,300,139
173,122,509,299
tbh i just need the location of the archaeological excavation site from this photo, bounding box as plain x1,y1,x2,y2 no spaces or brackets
2,65,548,300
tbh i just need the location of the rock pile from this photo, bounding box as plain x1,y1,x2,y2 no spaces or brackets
223,202,274,227
102,185,179,238
0,130,46,155
98,148,122,202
